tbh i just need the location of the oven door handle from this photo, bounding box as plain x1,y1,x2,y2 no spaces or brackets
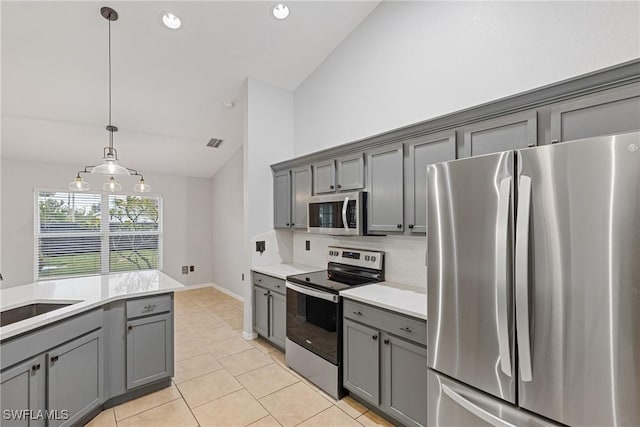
285,281,340,303
342,196,350,232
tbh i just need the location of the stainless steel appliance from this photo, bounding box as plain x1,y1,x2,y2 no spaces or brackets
286,246,384,399
426,132,640,426
307,192,366,235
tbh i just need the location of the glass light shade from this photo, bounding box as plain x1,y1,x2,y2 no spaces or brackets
91,159,130,176
133,178,151,193
103,176,122,192
68,175,90,191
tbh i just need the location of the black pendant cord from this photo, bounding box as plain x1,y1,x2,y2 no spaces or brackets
108,16,112,150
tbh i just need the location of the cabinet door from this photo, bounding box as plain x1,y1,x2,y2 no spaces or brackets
406,132,456,233
48,329,103,427
273,170,291,229
382,334,428,427
550,84,640,142
462,111,537,157
126,314,172,390
367,144,404,233
336,154,365,191
291,166,311,229
269,291,286,348
253,285,269,338
343,319,380,406
0,357,44,427
312,160,336,194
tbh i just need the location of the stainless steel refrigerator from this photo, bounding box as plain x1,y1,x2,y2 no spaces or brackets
426,132,640,427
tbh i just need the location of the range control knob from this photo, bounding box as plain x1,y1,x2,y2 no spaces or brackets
371,256,376,262
365,255,370,261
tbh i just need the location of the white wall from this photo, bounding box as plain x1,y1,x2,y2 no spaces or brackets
242,78,295,338
294,1,640,156
211,146,244,300
0,159,213,288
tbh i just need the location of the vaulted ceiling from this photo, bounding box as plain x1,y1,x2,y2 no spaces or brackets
1,1,379,177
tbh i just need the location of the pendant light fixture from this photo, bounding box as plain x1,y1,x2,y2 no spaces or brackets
69,7,151,194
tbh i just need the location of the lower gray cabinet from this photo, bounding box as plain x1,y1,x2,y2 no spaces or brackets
253,285,270,337
47,329,104,427
126,313,173,390
343,302,427,427
269,292,286,348
0,356,45,427
343,319,380,406
253,272,286,349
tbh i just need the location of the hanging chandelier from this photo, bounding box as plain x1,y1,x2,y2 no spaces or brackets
69,6,150,194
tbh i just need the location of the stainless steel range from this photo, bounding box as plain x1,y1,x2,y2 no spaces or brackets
285,246,384,399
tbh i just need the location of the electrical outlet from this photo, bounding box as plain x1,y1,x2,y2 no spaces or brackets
256,241,266,253
189,265,194,272
305,240,311,251
242,273,245,281
181,266,189,274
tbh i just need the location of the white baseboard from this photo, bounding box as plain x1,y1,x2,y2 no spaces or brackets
174,283,214,292
211,282,244,302
243,331,258,340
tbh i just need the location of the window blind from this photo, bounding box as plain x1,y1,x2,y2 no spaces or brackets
35,192,162,280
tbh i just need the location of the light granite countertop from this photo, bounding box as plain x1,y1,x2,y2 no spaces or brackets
0,270,183,341
251,263,324,280
340,281,427,320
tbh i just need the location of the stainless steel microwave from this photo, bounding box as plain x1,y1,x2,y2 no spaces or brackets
307,191,366,236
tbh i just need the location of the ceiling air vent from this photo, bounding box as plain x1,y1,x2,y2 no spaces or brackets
207,138,224,148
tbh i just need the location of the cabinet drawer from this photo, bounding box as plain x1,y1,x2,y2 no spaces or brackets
252,272,285,294
344,299,427,346
126,294,172,319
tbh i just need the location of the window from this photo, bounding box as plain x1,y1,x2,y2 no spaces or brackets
35,191,162,280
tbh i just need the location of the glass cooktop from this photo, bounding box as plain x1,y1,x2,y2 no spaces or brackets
286,270,375,293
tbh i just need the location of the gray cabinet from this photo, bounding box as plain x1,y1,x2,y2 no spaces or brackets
126,313,173,390
405,132,456,233
462,111,537,157
252,272,286,349
312,160,336,194
0,356,44,427
47,329,103,427
274,170,291,229
366,144,404,233
550,84,640,142
291,166,311,229
343,319,380,406
382,335,428,427
343,300,427,427
336,154,365,191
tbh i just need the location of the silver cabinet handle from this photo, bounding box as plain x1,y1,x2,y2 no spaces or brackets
353,311,363,316
400,327,413,333
516,175,533,382
144,304,156,311
342,196,350,231
442,384,517,427
496,176,512,377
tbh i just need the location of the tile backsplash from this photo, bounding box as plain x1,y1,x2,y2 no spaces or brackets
292,231,427,288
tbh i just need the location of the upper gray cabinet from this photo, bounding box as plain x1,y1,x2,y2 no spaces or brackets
405,132,456,234
312,160,336,194
313,155,365,194
291,166,311,229
462,111,537,157
550,84,640,143
336,154,365,191
367,144,404,233
273,170,291,229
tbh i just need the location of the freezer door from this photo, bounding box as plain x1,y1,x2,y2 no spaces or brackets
515,132,640,426
427,151,515,403
428,370,558,427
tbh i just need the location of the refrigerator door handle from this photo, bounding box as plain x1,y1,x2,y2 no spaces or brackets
515,175,533,382
442,384,518,427
496,176,512,377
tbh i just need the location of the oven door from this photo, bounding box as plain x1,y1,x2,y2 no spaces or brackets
286,281,341,365
307,192,364,235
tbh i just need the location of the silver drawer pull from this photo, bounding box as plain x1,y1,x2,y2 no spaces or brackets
353,311,363,316
144,304,157,311
400,327,413,333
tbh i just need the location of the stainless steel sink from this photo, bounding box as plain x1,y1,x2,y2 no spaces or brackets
0,303,76,327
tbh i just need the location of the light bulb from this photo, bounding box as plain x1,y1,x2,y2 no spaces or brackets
68,175,90,191
133,178,151,193
103,176,122,192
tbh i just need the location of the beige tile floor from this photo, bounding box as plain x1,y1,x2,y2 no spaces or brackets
86,287,395,427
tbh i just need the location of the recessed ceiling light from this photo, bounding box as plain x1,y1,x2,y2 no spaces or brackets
272,4,290,20
162,12,181,30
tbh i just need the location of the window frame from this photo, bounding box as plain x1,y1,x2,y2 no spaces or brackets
34,189,163,281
